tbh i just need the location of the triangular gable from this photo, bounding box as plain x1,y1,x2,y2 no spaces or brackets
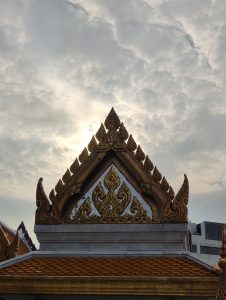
35,108,189,225
71,164,153,224
0,221,34,262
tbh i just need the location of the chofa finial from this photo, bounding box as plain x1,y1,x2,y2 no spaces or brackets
104,107,121,131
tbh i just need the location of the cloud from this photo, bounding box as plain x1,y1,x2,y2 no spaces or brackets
0,195,38,246
189,188,226,223
0,0,225,246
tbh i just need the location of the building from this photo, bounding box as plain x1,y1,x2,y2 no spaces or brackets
0,220,36,262
0,108,225,299
190,221,226,266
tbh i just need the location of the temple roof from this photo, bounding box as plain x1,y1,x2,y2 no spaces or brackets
0,252,218,296
0,256,216,278
0,220,35,262
0,108,221,298
36,108,189,225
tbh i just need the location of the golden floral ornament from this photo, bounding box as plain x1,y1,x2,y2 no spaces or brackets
71,166,153,224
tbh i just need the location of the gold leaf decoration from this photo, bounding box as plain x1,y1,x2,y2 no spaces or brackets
104,167,120,191
35,108,189,226
127,134,137,152
160,177,169,192
62,169,71,184
117,183,131,215
168,186,175,200
79,147,89,164
92,182,107,216
88,136,97,153
162,174,189,223
144,155,154,172
70,158,79,174
73,167,153,224
55,179,64,194
129,197,153,223
104,107,121,130
105,108,120,145
96,123,107,143
35,179,59,225
152,167,162,183
119,122,129,141
135,145,145,162
35,178,53,224
49,189,55,202
75,198,92,223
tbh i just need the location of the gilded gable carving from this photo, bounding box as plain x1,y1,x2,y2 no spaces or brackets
71,166,153,224
35,108,189,225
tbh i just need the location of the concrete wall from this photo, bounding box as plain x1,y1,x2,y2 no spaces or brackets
35,223,189,254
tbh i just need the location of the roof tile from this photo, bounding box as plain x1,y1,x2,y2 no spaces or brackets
0,257,216,277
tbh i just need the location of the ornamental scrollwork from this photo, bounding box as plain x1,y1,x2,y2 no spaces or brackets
162,175,189,223
72,167,153,224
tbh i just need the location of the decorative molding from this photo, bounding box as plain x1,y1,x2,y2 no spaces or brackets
162,175,189,223
35,178,59,225
18,222,36,251
0,276,218,296
72,167,153,224
0,226,19,262
35,108,189,225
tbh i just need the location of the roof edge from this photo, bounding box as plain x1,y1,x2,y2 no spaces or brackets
0,250,216,273
185,252,216,271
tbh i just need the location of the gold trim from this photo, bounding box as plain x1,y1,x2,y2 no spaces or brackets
0,276,218,296
162,174,189,223
73,167,153,224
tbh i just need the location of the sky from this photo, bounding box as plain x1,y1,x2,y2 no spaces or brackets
0,0,226,246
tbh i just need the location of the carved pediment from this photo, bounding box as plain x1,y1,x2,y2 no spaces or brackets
35,108,189,225
71,165,153,224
